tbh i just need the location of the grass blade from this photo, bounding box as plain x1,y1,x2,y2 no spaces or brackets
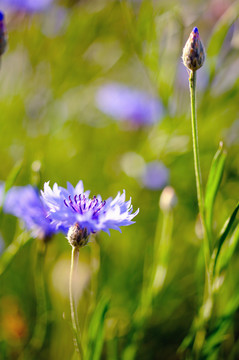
205,142,226,238
0,160,23,217
214,222,239,275
0,232,32,276
4,160,23,195
85,296,110,360
202,293,239,358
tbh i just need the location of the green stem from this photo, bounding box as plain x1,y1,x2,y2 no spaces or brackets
189,70,211,264
18,241,48,360
0,232,32,277
69,246,84,359
29,241,47,351
189,70,213,357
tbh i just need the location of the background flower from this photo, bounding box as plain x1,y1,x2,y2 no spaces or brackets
1,0,53,13
95,83,164,128
141,161,169,190
41,181,139,235
4,185,57,239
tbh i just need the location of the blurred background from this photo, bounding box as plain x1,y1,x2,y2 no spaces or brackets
0,0,238,359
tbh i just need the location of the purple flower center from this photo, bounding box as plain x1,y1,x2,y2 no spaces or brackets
64,195,106,218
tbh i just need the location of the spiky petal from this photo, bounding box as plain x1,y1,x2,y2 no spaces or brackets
41,181,139,243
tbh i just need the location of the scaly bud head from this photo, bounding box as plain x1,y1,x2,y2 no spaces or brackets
67,223,89,249
182,27,205,71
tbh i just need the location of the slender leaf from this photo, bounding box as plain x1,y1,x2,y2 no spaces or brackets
85,296,110,360
203,293,239,357
205,143,226,238
0,232,32,277
0,160,23,217
215,223,239,275
213,203,239,274
4,160,23,194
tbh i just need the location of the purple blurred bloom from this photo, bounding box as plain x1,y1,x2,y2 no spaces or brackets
41,181,139,236
4,185,57,239
1,0,53,12
141,161,169,190
95,83,164,128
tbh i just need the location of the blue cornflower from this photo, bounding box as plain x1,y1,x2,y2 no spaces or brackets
41,181,139,247
95,83,164,128
4,185,57,240
1,0,53,13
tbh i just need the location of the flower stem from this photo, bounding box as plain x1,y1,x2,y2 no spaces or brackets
189,70,213,357
189,70,210,263
18,240,48,360
29,241,47,351
69,246,84,359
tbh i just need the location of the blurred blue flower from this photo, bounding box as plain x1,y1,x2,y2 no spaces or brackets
1,0,53,12
141,161,169,190
95,83,164,128
4,185,57,240
41,181,139,236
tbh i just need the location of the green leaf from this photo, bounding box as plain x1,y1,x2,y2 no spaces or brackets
0,232,32,277
205,142,226,238
0,160,23,217
207,1,239,82
85,296,110,360
202,293,239,358
4,160,23,194
214,222,239,275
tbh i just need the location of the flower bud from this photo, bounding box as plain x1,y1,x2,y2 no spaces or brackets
67,223,89,248
159,186,177,211
182,27,205,71
0,11,7,56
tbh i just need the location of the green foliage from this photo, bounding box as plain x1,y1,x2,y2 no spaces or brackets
85,296,110,360
0,232,32,276
205,142,226,240
215,222,239,276
0,160,23,216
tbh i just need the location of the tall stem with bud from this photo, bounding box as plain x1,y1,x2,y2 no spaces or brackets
189,70,210,267
182,27,213,357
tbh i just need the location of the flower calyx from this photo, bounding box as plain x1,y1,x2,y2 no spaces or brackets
67,223,89,249
182,27,205,71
